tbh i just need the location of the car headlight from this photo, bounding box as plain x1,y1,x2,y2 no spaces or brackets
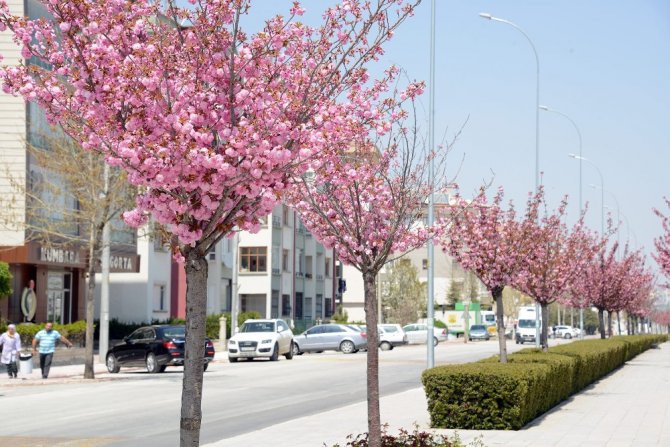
228,340,236,345
261,339,272,344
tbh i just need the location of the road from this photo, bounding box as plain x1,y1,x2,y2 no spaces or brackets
2,340,540,446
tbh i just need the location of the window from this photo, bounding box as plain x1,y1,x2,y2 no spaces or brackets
240,247,267,272
282,249,290,272
153,284,167,312
325,258,331,277
422,259,428,270
305,255,313,278
316,294,323,319
282,294,291,316
296,249,304,274
271,290,279,318
306,325,324,335
325,298,333,317
282,205,290,226
304,296,312,319
295,292,303,319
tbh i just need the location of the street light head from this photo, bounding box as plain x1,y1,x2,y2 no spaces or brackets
479,12,493,20
539,105,549,111
589,183,600,189
568,153,577,159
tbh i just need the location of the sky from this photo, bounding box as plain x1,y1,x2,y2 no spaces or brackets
237,1,670,277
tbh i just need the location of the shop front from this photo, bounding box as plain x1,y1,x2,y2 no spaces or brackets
0,241,87,324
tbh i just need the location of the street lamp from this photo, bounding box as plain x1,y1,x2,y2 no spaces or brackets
539,106,583,212
540,105,584,338
427,0,437,368
480,12,541,347
568,154,604,236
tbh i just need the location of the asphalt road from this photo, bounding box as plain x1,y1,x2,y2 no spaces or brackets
2,340,534,446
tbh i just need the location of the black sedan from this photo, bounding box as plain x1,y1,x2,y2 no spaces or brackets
105,325,215,374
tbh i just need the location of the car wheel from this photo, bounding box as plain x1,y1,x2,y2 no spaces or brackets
340,340,356,354
203,362,209,371
433,337,439,346
146,353,160,374
270,343,279,361
106,353,120,374
379,341,392,351
285,342,294,360
228,357,238,363
564,333,572,339
292,343,302,356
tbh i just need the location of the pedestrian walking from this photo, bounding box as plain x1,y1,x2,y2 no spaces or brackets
1,324,21,378
31,322,73,379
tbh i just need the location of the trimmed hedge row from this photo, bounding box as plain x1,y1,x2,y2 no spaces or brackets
0,320,89,347
422,335,668,430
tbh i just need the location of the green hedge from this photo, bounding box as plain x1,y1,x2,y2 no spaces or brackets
0,321,89,347
423,334,669,430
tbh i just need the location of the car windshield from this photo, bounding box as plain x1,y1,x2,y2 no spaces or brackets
471,325,486,331
484,315,495,323
518,319,536,328
161,327,185,338
241,321,275,333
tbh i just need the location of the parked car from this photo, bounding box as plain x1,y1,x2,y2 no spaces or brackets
378,324,408,351
293,323,367,355
554,325,579,339
402,323,448,346
106,325,215,374
228,319,294,362
468,324,490,341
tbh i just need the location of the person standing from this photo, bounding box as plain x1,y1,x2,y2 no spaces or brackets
1,324,21,378
31,322,73,379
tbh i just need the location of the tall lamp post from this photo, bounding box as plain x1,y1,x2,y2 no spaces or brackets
540,105,584,338
427,0,436,367
569,154,604,236
480,12,541,348
594,185,621,248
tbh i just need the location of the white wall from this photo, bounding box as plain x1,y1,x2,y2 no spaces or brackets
0,0,26,246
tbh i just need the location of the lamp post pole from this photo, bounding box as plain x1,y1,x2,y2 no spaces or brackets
569,154,604,236
480,12,541,347
540,106,584,338
427,0,436,368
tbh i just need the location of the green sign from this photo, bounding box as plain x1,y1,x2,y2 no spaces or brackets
455,302,481,311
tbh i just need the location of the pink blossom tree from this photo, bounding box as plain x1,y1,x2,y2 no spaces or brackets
653,197,670,283
0,1,420,445
442,188,527,363
512,188,597,350
288,99,451,446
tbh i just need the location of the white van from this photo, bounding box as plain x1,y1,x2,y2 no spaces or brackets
516,306,540,344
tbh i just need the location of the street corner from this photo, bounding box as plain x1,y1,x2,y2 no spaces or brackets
0,436,123,447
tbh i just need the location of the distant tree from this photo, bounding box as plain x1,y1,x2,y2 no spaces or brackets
446,278,463,306
0,136,134,377
382,259,426,325
653,197,670,283
465,270,482,304
443,188,529,362
512,188,598,351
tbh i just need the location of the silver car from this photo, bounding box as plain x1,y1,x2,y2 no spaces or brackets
293,324,367,355
402,323,448,346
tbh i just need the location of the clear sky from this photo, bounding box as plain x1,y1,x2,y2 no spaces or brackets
239,1,669,275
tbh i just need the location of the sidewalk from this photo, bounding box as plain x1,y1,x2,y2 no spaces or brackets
205,342,670,447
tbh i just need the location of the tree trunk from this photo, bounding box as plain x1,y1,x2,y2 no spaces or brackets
362,270,381,447
607,311,613,337
492,286,507,363
540,303,549,352
180,254,208,447
598,309,606,339
84,225,102,379
616,311,622,336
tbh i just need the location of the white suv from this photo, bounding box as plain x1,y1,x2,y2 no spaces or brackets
378,324,408,351
228,319,294,362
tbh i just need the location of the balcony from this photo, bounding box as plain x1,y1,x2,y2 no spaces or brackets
272,216,282,228
296,272,304,278
305,273,313,279
272,268,281,276
316,274,324,281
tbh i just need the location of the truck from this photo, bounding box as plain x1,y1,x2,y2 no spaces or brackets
515,306,540,344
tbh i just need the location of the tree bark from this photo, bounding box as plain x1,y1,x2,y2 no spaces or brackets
492,286,507,363
616,311,621,336
84,224,102,379
540,303,549,352
180,254,208,447
598,309,606,339
607,311,613,337
363,270,381,447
